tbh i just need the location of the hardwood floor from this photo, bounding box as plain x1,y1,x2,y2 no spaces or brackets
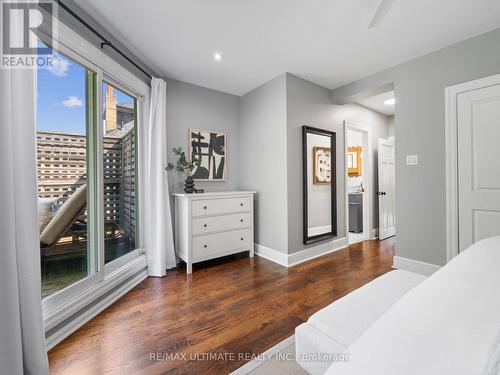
48,238,395,375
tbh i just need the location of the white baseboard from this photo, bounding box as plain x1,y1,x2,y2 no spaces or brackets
393,256,441,276
229,335,295,375
255,237,348,267
254,244,288,266
348,232,368,244
288,237,348,266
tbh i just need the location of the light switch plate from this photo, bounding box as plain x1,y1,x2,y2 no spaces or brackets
406,154,418,165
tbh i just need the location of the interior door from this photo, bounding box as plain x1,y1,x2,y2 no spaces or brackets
378,138,395,240
457,84,500,251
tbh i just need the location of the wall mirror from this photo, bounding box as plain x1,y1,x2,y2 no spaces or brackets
302,126,337,244
347,146,362,175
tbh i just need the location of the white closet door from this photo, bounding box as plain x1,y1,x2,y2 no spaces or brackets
458,84,500,251
378,138,396,240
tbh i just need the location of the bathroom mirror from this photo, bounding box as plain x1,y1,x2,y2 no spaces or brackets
347,146,362,175
302,126,337,244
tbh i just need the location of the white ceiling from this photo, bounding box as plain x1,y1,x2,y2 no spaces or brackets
357,90,395,115
77,0,500,96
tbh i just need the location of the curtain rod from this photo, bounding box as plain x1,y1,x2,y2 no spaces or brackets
56,0,153,80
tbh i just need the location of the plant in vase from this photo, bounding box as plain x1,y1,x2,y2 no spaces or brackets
165,147,201,193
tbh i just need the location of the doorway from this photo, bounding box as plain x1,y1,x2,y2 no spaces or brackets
347,88,396,243
344,122,372,244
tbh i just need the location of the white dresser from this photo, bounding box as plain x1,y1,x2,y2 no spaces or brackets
173,191,256,274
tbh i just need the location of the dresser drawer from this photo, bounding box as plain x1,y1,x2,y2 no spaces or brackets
192,213,251,235
192,196,251,217
192,228,252,261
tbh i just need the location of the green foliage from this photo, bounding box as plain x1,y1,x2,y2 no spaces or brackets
165,147,201,176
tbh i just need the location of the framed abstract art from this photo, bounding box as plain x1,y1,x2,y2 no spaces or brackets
188,128,227,181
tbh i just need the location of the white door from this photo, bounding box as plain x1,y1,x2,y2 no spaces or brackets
457,84,500,251
378,138,395,240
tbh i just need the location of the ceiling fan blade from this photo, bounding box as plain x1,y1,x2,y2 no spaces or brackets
368,0,396,28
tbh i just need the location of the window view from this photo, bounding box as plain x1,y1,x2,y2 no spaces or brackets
36,40,139,300
37,46,95,298
102,82,137,263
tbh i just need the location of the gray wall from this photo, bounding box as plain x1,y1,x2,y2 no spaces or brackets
387,115,395,138
165,74,390,257
331,28,500,266
165,78,240,193
286,74,346,254
333,103,390,230
239,75,289,254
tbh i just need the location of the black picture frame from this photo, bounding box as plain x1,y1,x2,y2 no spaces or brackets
302,125,337,244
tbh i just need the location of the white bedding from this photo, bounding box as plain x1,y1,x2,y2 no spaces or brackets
296,270,426,375
295,323,347,375
307,270,426,347
327,236,500,375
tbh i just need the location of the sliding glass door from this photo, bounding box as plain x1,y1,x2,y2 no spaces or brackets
37,45,98,298
36,37,143,309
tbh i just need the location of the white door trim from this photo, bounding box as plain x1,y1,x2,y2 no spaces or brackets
343,121,373,244
445,73,500,261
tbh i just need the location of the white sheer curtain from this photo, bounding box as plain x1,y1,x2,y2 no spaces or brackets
140,78,176,276
0,68,49,373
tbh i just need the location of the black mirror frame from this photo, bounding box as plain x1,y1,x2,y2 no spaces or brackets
302,125,337,244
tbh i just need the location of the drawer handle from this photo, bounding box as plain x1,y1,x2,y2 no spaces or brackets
204,245,207,248
204,224,207,227
204,206,207,210
240,237,244,241
240,203,243,206
240,219,243,223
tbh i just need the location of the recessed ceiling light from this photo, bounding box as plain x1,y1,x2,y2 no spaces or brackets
214,53,223,61
384,98,395,105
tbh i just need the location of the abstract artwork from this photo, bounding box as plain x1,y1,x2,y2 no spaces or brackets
189,128,227,181
313,146,331,185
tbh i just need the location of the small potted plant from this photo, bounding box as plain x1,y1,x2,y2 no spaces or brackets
166,147,201,193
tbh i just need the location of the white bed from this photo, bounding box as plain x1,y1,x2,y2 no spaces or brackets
327,236,500,375
295,270,427,374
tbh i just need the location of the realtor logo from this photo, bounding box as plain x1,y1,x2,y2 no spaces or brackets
1,0,58,69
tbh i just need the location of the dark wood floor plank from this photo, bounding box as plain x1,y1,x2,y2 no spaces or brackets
48,238,395,375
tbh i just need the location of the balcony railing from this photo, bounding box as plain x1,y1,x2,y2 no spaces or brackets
36,130,136,240
37,130,136,297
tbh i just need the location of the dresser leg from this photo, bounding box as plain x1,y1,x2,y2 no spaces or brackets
249,247,254,258
187,261,192,274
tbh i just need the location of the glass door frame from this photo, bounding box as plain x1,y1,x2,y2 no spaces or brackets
101,74,143,276
38,22,148,319
39,36,102,312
